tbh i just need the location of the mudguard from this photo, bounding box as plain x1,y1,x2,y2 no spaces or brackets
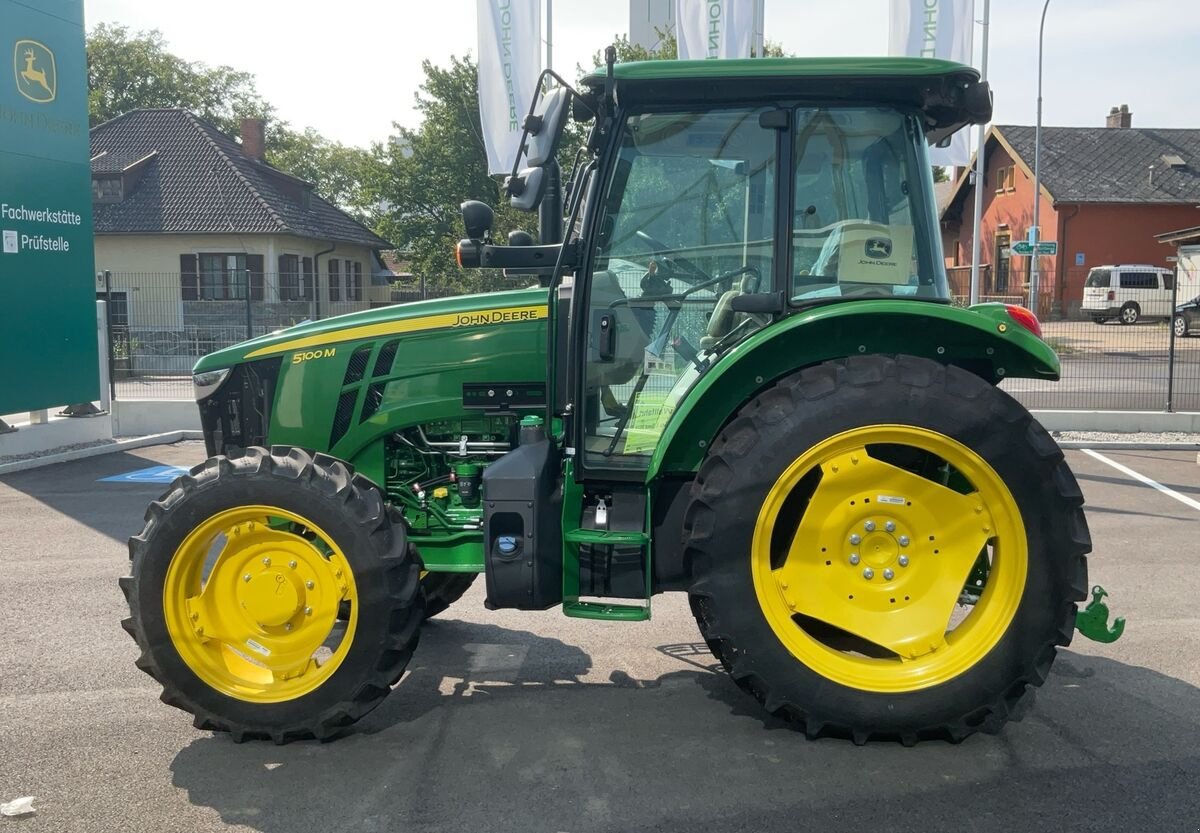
646,300,1059,479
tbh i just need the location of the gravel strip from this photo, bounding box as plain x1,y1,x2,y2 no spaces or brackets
1051,430,1200,445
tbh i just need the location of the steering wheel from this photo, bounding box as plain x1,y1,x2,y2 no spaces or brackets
634,230,712,285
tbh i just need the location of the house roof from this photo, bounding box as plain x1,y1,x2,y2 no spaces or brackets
1156,225,1200,245
89,109,391,249
941,123,1200,222
999,124,1200,204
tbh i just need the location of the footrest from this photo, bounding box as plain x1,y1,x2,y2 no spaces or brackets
563,601,650,621
564,528,649,546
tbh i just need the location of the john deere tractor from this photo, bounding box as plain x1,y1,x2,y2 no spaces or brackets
121,54,1114,744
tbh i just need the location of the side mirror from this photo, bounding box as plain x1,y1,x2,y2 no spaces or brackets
506,166,546,212
524,87,570,166
460,200,494,241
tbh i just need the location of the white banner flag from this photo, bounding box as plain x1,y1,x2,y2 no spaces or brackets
675,0,754,60
889,0,975,166
477,0,542,175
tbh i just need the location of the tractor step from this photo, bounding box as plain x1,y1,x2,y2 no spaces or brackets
563,600,650,621
563,528,649,546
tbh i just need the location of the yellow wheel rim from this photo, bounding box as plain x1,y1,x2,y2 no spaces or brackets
163,505,358,703
751,425,1027,693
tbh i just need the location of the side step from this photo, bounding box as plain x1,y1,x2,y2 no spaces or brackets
562,601,650,621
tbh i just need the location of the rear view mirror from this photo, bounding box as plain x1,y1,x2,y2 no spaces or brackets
524,86,569,166
506,166,546,212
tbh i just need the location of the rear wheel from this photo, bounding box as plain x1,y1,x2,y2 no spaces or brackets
120,447,423,743
1119,302,1140,325
684,356,1089,743
1174,315,1189,338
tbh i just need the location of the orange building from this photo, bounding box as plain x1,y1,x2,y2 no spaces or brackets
939,106,1200,318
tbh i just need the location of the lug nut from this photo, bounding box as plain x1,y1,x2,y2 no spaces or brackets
849,533,862,545
898,555,909,567
862,567,874,580
883,568,895,580
284,623,293,631
288,560,298,569
262,557,271,566
898,535,910,547
864,520,876,532
243,574,252,582
849,553,860,565
304,606,312,616
306,580,315,590
885,520,896,532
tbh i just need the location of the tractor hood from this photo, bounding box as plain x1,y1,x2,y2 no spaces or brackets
193,287,550,374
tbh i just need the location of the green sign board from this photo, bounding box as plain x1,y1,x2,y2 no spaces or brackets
1012,241,1058,256
0,0,97,412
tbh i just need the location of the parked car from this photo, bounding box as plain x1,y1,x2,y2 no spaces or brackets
1174,294,1200,337
1082,265,1175,324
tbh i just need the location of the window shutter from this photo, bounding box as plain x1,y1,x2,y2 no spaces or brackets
302,257,314,299
247,254,264,301
180,254,198,301
329,259,340,301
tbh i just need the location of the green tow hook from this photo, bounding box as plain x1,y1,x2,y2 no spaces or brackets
1075,585,1126,644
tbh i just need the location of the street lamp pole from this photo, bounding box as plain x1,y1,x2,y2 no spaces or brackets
1029,0,1051,314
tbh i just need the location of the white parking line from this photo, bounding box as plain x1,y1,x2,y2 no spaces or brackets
1081,448,1200,514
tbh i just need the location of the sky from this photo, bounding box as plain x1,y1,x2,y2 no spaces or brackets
85,0,1198,148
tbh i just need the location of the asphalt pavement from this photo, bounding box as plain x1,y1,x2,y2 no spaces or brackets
2,441,1199,832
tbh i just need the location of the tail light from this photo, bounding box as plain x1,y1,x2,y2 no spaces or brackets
1004,304,1042,338
1107,290,1115,301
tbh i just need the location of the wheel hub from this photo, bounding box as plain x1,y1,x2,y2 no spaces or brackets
239,569,303,627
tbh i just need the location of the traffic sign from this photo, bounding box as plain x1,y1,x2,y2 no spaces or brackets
1012,241,1058,256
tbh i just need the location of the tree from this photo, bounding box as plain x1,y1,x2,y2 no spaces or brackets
268,128,376,222
366,56,537,294
86,24,272,133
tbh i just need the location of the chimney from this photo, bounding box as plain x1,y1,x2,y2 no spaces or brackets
240,117,265,161
1106,104,1132,129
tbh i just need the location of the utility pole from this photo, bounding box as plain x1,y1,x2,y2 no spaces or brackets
968,0,990,306
1029,0,1052,314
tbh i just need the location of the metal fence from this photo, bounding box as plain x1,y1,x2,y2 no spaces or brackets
99,267,1200,413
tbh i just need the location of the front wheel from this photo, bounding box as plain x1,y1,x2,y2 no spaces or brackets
120,447,423,743
1174,315,1189,338
684,356,1090,743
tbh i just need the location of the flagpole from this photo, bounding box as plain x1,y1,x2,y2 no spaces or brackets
968,0,989,306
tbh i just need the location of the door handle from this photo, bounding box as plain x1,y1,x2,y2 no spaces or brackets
598,313,615,361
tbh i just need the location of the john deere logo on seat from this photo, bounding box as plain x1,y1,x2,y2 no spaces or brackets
865,237,892,260
14,40,56,103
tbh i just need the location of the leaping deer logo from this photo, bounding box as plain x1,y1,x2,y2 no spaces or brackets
13,40,56,103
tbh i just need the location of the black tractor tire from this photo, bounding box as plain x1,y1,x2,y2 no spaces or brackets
120,446,423,743
1119,302,1140,325
683,355,1090,744
421,572,478,619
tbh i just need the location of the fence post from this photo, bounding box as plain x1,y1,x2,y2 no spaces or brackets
1166,271,1178,413
96,300,111,413
245,268,253,341
104,270,115,401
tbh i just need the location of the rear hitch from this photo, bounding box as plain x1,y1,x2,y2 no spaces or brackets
1075,585,1126,644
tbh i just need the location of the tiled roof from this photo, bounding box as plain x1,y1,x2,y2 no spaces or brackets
89,109,390,248
998,124,1200,204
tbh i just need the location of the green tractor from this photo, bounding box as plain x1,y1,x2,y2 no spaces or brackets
121,54,1113,745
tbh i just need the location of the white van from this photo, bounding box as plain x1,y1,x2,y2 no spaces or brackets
1082,265,1175,324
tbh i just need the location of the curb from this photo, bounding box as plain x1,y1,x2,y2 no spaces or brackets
0,430,204,476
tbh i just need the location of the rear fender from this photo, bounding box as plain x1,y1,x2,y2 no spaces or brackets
646,301,1058,479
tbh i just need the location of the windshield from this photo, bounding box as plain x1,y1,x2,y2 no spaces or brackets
579,104,941,468
791,107,944,302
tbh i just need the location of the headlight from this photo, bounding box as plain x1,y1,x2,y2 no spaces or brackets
193,368,232,401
